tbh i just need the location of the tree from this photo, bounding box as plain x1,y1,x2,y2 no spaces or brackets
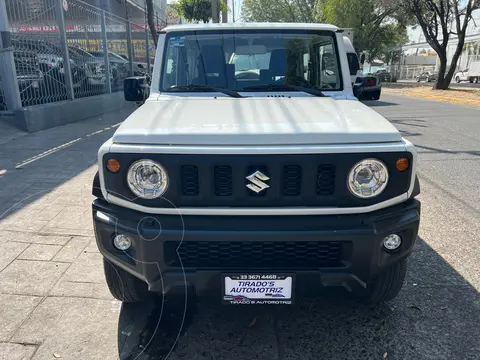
242,0,410,61
145,0,158,47
320,0,411,61
400,0,480,89
242,0,320,23
172,0,228,24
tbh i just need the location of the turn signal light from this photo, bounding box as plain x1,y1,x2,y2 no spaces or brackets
396,158,409,172
106,158,120,173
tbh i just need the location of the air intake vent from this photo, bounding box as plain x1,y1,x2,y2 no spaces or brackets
180,165,199,196
214,165,233,196
316,165,335,195
283,165,302,196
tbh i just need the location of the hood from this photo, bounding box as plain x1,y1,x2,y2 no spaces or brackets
112,97,401,146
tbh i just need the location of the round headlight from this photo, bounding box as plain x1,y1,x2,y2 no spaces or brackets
348,159,388,198
127,159,168,199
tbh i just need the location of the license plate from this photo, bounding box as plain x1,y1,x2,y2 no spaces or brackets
222,274,294,305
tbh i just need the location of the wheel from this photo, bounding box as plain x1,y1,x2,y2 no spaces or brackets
103,258,149,302
371,89,381,100
469,78,474,83
474,77,479,84
456,76,460,83
357,259,407,305
416,78,420,82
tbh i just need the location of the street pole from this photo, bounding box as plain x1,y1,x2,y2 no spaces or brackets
212,0,219,23
222,0,228,23
126,21,134,77
100,10,111,94
54,0,75,100
0,0,22,110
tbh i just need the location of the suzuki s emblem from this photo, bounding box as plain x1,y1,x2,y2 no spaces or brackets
246,171,270,193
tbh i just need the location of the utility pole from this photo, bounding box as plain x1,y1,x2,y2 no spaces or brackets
232,0,235,22
212,0,219,23
222,0,228,23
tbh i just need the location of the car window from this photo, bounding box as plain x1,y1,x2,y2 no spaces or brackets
160,30,343,92
346,53,360,76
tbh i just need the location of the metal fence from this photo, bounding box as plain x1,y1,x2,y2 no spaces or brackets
390,65,437,81
0,0,154,112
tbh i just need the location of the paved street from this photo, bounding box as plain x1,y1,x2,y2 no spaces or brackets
0,95,479,360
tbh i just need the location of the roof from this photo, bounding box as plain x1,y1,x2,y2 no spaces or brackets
162,22,338,32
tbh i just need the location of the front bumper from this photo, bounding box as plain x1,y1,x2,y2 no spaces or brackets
93,199,420,296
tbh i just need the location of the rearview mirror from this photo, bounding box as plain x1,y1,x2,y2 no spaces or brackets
124,76,149,102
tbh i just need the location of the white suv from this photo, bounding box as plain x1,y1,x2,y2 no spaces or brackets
92,23,420,306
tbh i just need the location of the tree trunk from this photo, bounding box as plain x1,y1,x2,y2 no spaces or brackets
433,51,448,90
145,0,158,47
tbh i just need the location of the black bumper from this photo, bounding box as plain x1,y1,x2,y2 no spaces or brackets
93,199,420,296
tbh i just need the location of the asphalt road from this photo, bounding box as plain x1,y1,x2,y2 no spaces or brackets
118,94,480,360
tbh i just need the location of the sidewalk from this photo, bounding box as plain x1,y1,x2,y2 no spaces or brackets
0,106,133,359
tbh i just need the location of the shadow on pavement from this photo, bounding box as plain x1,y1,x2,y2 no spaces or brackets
0,105,134,223
115,236,479,360
363,100,399,107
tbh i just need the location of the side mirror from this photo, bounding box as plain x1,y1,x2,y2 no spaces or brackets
137,64,144,69
124,76,149,102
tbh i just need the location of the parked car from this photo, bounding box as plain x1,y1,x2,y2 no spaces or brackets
68,46,111,89
0,49,45,108
12,39,85,97
454,68,469,83
375,69,392,82
416,71,437,82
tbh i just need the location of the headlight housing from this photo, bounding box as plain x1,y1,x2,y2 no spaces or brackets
348,159,388,198
127,159,168,199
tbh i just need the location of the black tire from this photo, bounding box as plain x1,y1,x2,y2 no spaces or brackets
358,259,407,305
371,89,381,100
474,77,479,84
416,78,420,82
103,258,149,303
469,78,474,83
455,76,461,83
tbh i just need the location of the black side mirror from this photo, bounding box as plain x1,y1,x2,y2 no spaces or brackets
124,76,149,102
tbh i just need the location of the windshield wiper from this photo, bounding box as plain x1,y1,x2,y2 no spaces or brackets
166,84,243,98
243,84,326,97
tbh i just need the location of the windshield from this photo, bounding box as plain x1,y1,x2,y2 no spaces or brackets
160,30,342,92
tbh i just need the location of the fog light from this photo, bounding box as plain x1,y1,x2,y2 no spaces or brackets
383,234,402,251
113,234,132,251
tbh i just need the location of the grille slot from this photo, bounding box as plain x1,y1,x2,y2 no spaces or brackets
181,165,199,196
317,165,335,195
214,165,233,196
283,165,302,196
164,241,344,269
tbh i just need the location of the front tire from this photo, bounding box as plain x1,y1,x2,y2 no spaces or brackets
358,259,407,305
456,76,461,83
103,258,149,303
474,77,479,84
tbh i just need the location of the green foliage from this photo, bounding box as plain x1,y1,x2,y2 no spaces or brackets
242,0,410,61
172,0,228,23
320,0,409,61
242,0,320,23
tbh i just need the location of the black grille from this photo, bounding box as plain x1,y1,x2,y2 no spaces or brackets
164,241,344,269
317,165,335,195
283,165,302,196
104,152,413,208
181,165,199,196
214,165,233,196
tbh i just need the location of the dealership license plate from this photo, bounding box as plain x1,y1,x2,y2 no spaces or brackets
222,274,293,305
